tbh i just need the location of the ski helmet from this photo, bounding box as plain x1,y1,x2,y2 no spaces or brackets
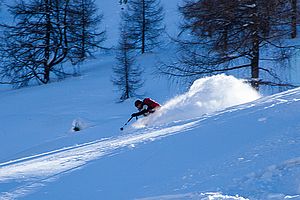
134,100,143,107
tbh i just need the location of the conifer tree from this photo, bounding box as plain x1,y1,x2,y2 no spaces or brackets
0,0,105,87
122,0,164,54
161,0,298,90
67,0,105,65
112,24,143,101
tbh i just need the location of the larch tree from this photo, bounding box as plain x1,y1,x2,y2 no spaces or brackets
112,23,143,101
67,0,105,65
161,0,298,90
122,0,165,54
0,0,105,88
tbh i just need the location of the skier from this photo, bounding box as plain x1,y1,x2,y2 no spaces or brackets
131,98,161,118
120,98,160,131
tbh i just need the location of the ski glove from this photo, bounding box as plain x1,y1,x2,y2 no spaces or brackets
131,113,138,117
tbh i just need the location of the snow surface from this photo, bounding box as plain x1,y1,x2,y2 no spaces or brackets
1,68,300,199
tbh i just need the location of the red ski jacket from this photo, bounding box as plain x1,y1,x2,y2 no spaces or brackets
132,98,161,117
143,98,160,109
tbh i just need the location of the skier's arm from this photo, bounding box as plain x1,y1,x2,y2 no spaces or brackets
131,109,148,117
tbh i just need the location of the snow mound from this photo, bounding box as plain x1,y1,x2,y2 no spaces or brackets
133,74,261,128
71,118,95,132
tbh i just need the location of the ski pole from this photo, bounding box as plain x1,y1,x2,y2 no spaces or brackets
120,116,134,131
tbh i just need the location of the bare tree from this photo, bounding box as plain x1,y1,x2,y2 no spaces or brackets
0,0,68,87
112,24,143,101
0,0,105,87
67,0,105,65
161,0,298,90
122,0,165,54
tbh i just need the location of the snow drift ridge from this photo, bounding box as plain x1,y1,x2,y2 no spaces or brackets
133,74,261,128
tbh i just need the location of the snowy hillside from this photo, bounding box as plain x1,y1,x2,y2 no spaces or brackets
1,63,300,199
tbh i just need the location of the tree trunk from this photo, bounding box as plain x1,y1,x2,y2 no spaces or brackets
44,66,51,84
44,0,51,83
81,0,86,61
291,0,297,39
222,27,228,52
250,1,260,90
251,35,259,90
124,41,130,99
141,0,145,54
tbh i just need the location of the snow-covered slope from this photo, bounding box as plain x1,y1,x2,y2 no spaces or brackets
1,67,300,199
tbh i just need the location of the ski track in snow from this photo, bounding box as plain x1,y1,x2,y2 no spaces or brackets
137,192,249,200
0,88,300,199
0,121,198,200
